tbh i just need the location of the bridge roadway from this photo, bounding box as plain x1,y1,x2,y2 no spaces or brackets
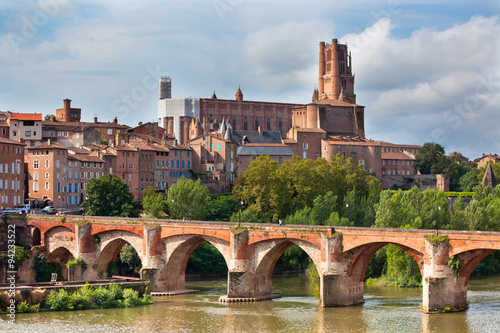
16,215,500,313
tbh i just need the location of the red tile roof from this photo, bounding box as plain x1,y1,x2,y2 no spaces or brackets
9,113,43,121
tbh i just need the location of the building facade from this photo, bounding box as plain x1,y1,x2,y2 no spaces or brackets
0,137,25,208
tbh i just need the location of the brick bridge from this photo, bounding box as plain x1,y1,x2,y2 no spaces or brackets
16,216,500,312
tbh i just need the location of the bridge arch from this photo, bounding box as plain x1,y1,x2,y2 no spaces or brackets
159,234,230,291
94,231,145,278
252,238,322,296
346,242,424,282
47,246,76,280
44,226,77,257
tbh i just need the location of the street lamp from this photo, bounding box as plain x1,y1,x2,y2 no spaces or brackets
436,206,441,235
346,203,350,222
238,201,243,227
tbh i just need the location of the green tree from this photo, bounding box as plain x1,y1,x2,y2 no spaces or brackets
141,187,167,218
167,176,208,220
44,114,55,121
186,242,228,275
459,168,481,191
83,174,138,217
119,244,142,276
415,142,447,175
205,194,240,221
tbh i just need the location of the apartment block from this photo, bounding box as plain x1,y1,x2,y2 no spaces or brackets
0,137,25,207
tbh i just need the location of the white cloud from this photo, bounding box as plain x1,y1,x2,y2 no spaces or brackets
342,16,500,158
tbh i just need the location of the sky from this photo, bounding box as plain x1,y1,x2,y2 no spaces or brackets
0,0,499,159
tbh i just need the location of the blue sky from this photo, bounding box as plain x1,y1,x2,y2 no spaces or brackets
0,0,499,159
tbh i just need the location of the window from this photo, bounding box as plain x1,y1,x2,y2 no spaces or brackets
33,160,39,169
33,182,39,192
45,172,49,179
25,131,31,137
187,161,190,168
218,144,221,151
107,129,112,135
129,163,133,168
182,161,185,168
267,117,271,131
174,150,177,157
382,160,385,166
362,147,365,154
303,143,308,149
244,116,248,130
33,172,38,181
352,147,355,153
255,116,259,129
187,151,190,157
56,160,60,168
359,160,365,168
375,147,379,154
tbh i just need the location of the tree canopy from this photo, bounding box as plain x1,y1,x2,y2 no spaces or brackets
82,174,138,217
233,155,375,222
141,187,168,218
167,176,208,220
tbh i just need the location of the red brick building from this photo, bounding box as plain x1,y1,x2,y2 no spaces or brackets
0,137,25,207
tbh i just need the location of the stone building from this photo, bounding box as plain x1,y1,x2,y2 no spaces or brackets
0,137,25,207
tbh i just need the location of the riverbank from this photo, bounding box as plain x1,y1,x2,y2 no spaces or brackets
0,278,150,312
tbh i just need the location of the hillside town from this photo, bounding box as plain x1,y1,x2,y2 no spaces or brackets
0,39,493,210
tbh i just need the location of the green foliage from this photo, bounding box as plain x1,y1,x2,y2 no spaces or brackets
119,244,142,276
233,155,375,223
459,168,481,192
141,187,168,218
107,260,117,277
17,301,40,313
83,174,138,217
186,242,228,275
447,256,462,276
274,245,310,273
12,245,29,268
384,244,421,287
365,248,387,280
415,143,475,191
229,209,260,223
66,258,87,272
45,289,74,311
283,207,312,225
44,283,153,311
205,194,240,221
34,254,52,282
47,262,65,281
167,176,208,220
425,235,449,243
307,260,320,299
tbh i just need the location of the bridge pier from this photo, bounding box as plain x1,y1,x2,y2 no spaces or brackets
320,273,364,307
421,237,467,313
140,225,164,291
75,222,98,281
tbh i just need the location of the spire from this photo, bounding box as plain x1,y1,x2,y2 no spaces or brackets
224,127,232,141
482,161,497,189
312,88,319,102
211,90,217,99
235,85,243,101
219,115,226,134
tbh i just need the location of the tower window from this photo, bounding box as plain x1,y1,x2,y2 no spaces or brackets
244,116,247,130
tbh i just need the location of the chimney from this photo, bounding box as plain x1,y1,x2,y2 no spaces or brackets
47,139,51,145
139,121,143,126
18,138,23,143
94,117,98,124
258,126,263,135
113,117,118,124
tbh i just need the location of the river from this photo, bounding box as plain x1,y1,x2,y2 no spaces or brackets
2,274,500,332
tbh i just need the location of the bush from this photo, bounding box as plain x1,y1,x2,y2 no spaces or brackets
34,254,52,282
45,289,74,311
41,283,153,312
17,301,40,313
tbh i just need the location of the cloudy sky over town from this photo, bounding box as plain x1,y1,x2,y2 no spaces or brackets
0,0,499,158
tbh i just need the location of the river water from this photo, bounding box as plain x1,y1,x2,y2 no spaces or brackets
2,274,500,333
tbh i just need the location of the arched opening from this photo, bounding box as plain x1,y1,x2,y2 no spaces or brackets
97,238,143,279
47,247,75,281
358,243,423,287
272,243,316,296
159,235,229,292
254,240,321,298
31,226,41,246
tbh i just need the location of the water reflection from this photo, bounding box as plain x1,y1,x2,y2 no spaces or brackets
2,274,500,332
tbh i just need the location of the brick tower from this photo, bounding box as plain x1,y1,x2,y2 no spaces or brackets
318,39,356,104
